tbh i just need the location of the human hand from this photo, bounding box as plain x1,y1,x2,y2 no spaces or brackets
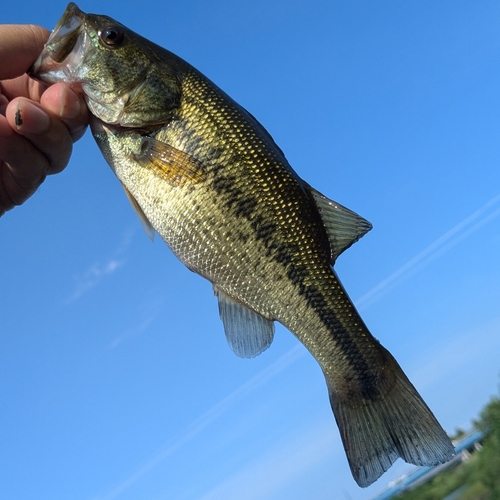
0,24,89,217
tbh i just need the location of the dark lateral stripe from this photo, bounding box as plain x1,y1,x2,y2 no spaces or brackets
289,267,380,400
206,158,378,398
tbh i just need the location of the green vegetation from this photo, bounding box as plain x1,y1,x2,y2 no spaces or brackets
398,387,500,500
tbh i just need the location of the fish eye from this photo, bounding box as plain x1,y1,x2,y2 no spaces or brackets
99,26,124,46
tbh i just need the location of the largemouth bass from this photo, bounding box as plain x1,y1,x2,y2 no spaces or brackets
30,3,454,487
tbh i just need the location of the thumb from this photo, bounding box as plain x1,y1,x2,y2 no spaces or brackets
0,25,49,80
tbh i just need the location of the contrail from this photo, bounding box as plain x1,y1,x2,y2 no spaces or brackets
355,193,500,310
95,193,500,499
95,345,304,500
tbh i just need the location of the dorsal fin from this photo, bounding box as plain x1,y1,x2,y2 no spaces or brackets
214,286,275,358
307,186,372,263
121,183,155,241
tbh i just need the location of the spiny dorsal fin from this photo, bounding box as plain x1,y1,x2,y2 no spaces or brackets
133,137,205,187
121,183,155,241
307,186,372,263
213,286,275,358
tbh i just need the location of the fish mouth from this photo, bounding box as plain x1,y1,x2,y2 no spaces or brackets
29,2,86,82
45,2,85,63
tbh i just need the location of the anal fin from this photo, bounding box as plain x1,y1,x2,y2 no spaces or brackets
214,286,275,358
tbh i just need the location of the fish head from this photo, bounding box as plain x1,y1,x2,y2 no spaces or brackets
30,2,180,127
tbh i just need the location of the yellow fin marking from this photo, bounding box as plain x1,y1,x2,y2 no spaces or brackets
134,137,204,186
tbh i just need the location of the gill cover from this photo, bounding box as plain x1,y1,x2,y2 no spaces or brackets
30,2,181,127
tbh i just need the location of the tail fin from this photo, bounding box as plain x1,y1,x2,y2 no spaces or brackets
327,351,455,488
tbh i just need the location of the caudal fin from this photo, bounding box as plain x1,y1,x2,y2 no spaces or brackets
327,353,455,488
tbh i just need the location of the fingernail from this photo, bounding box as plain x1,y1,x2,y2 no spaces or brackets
59,86,81,120
15,99,50,134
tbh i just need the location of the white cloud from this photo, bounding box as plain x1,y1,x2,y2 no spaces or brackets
62,227,136,304
63,259,124,304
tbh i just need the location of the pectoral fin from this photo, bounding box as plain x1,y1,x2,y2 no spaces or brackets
214,286,275,358
134,137,204,186
308,186,372,263
121,183,155,241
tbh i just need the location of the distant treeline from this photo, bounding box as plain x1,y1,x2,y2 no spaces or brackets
399,385,500,500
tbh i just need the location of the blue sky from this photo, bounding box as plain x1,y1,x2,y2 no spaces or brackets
2,1,500,499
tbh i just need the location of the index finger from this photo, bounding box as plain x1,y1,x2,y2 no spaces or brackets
0,25,49,80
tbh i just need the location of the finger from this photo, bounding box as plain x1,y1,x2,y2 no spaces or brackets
40,83,89,142
0,113,48,215
0,73,46,103
5,97,74,175
0,159,41,212
1,82,90,141
0,93,8,112
0,25,49,80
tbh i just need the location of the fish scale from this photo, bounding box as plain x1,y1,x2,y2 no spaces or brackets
172,71,383,390
30,2,455,487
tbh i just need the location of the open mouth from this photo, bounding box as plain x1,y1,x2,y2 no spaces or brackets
28,3,86,80
45,3,85,62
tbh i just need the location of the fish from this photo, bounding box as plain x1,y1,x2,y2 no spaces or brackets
29,3,455,487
